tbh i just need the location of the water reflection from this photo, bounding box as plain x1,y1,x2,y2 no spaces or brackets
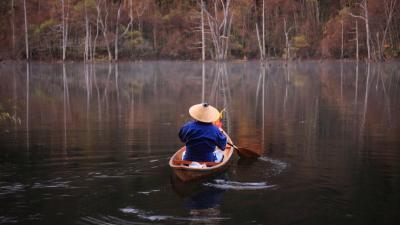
0,61,399,225
26,62,30,154
171,175,226,225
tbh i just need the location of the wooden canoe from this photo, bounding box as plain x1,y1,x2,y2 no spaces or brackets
169,144,234,182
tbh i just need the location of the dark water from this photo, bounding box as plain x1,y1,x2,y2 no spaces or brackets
0,61,399,225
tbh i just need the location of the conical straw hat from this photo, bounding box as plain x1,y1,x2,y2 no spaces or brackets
189,103,220,123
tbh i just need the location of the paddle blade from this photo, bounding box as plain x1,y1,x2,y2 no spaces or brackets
236,147,261,158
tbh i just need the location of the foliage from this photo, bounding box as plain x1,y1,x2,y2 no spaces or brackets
292,35,309,49
33,19,57,37
0,103,20,126
0,0,399,60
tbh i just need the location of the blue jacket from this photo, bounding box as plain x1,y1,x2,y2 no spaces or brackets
179,121,227,162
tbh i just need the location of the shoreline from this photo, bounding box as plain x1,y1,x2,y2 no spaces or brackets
1,58,399,64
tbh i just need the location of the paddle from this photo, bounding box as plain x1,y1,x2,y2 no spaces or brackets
227,142,261,158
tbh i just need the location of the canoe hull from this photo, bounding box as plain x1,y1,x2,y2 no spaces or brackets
169,146,234,182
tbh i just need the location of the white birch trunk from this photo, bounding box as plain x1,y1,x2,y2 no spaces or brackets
84,0,89,61
379,0,397,60
284,18,289,60
262,0,266,59
201,0,205,61
102,3,112,61
23,0,29,60
61,0,65,60
11,0,15,57
93,1,101,60
364,0,371,60
204,0,232,60
283,18,293,61
348,0,371,60
256,23,263,57
356,20,359,61
114,3,122,61
341,20,344,59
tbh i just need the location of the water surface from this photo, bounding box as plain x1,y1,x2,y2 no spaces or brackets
0,61,399,225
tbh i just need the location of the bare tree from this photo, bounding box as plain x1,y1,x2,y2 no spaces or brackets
255,0,266,60
11,0,15,57
204,0,233,60
134,0,149,34
341,19,344,59
116,0,139,60
377,0,397,60
114,2,122,61
120,0,134,37
262,0,265,59
356,20,359,61
201,0,206,61
93,0,102,60
91,0,112,61
99,0,112,61
349,0,371,60
283,17,294,61
61,0,70,61
23,0,29,60
84,0,90,61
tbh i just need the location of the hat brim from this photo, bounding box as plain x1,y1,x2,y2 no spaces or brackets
189,104,220,123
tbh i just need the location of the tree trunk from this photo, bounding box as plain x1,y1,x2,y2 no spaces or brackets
11,0,15,57
341,19,344,59
262,0,266,60
364,0,371,60
114,3,122,61
102,2,112,61
153,22,157,50
284,18,290,61
93,0,101,61
84,0,89,61
379,0,397,60
61,0,66,60
204,0,232,60
349,0,370,60
23,0,29,60
356,20,359,61
201,0,205,61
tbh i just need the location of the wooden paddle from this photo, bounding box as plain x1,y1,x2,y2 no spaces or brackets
227,142,261,158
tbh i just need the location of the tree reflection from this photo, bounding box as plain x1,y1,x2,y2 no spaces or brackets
26,62,30,153
171,175,225,225
209,62,232,133
62,63,70,155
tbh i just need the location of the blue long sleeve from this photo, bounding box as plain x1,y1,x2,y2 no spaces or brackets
178,121,227,162
215,129,227,150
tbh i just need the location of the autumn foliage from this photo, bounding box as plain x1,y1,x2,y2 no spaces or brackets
0,0,399,60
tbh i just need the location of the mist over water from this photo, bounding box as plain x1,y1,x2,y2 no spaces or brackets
0,61,399,225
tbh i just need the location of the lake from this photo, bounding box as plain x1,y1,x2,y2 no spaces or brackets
0,61,399,225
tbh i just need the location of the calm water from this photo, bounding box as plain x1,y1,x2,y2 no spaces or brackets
0,61,399,225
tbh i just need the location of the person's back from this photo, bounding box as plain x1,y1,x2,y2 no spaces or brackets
178,103,227,163
179,121,226,162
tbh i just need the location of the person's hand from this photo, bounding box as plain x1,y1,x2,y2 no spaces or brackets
213,120,222,128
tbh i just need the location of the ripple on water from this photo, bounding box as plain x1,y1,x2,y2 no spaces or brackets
31,178,77,189
118,206,230,223
203,179,276,190
137,189,160,195
0,216,18,224
0,183,25,195
258,156,288,176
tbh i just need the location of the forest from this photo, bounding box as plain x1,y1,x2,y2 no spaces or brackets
0,0,399,61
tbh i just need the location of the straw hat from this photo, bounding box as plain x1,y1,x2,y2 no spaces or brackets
189,103,220,123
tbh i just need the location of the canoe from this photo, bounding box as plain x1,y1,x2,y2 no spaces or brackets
169,143,234,182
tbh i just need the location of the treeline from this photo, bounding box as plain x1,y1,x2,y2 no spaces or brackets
0,0,399,61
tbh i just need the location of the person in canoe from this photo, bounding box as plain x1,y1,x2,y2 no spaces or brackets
179,103,227,166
